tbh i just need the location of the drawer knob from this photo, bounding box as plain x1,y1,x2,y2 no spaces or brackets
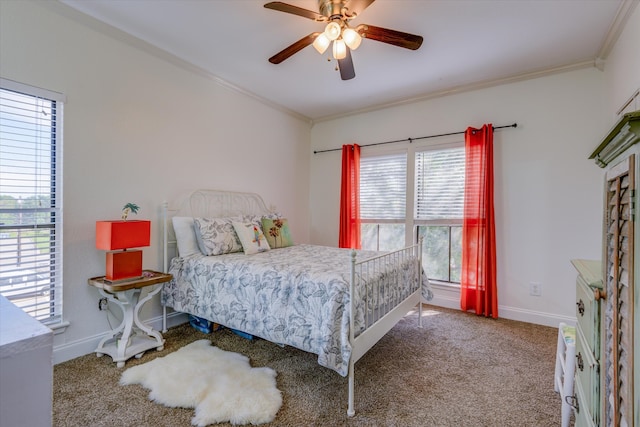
576,299,585,316
576,352,584,371
593,288,606,301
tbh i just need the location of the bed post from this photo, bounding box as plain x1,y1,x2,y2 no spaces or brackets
418,236,423,328
162,201,168,333
347,249,357,417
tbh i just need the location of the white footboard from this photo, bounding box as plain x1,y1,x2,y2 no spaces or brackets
347,239,423,416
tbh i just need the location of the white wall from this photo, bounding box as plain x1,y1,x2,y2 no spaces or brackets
309,68,608,327
0,1,311,363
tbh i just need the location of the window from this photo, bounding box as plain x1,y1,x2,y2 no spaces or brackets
0,79,64,324
414,147,465,283
360,153,407,251
359,145,464,284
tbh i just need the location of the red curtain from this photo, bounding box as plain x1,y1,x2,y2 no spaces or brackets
339,144,361,249
461,124,498,318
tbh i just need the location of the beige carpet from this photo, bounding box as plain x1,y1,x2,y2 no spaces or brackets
53,305,566,426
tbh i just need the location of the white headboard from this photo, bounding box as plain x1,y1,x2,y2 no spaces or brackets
162,189,271,271
185,189,269,218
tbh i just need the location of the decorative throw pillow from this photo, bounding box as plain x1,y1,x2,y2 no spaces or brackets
232,221,271,255
261,218,294,249
172,217,201,257
262,212,282,220
193,217,242,256
240,214,265,231
240,213,281,232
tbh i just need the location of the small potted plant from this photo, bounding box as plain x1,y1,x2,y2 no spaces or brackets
121,203,140,221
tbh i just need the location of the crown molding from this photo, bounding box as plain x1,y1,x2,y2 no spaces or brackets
312,60,596,124
42,1,313,125
42,0,637,127
596,0,639,61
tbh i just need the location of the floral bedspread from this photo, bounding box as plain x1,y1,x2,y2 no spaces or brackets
162,244,432,376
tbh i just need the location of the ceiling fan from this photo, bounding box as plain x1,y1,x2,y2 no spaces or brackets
264,0,423,80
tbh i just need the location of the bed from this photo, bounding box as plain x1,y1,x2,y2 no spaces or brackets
160,189,433,416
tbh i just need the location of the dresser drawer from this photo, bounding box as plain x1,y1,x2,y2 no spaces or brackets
574,375,596,427
575,275,599,355
575,325,599,424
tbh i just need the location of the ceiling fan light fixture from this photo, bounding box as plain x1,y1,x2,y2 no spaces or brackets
342,27,361,50
324,21,341,41
265,0,423,80
313,33,331,54
333,39,347,60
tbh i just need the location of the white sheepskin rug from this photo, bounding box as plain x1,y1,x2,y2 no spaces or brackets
120,339,282,426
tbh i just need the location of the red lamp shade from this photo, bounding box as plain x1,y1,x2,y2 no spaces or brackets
96,220,151,282
96,220,151,250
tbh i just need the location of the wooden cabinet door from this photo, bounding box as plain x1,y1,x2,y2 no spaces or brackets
603,154,635,427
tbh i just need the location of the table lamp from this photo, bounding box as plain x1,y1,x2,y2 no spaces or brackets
96,219,150,282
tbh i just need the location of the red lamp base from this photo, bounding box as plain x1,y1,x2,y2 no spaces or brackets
105,250,143,282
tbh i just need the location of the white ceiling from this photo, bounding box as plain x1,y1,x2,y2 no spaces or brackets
58,0,632,122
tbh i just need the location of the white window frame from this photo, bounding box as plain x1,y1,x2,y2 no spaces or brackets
0,78,65,327
359,138,464,285
414,144,465,284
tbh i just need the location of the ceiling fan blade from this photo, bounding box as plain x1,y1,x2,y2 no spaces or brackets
356,24,423,50
338,48,356,80
343,0,376,16
264,2,325,21
269,32,320,64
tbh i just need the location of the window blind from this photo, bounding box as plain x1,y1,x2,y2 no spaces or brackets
0,80,64,324
415,147,465,220
360,153,407,220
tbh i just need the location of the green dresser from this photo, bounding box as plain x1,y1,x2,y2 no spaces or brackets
571,259,603,426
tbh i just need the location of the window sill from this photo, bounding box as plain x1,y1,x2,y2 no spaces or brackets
46,320,70,335
428,280,461,291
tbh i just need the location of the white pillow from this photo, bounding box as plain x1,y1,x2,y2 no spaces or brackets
232,221,270,255
172,217,201,257
171,216,202,257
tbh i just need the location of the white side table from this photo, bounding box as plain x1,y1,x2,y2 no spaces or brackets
88,270,172,367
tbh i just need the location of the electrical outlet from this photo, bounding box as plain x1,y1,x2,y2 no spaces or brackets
529,282,542,296
98,297,108,311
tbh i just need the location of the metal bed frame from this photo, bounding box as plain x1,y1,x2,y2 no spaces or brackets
161,189,423,416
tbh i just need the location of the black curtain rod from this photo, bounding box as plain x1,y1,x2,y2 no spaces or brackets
313,123,518,154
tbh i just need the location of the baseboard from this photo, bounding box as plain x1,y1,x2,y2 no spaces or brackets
427,286,576,328
497,305,576,328
53,311,188,365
